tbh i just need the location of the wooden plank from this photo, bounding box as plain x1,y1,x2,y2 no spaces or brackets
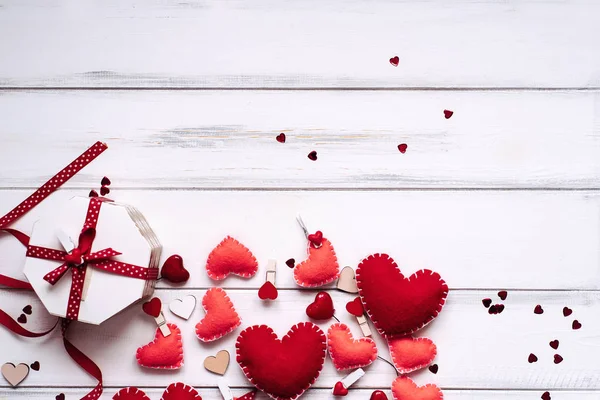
0,1,599,88
1,189,599,290
0,289,597,389
0,90,599,189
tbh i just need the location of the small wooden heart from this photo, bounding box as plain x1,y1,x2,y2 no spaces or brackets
204,350,230,375
337,266,358,293
169,295,197,320
1,362,30,387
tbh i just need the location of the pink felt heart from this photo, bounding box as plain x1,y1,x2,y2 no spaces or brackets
327,323,377,371
136,323,184,370
206,236,258,280
196,287,241,342
113,387,151,400
391,376,443,400
294,238,340,287
388,336,437,374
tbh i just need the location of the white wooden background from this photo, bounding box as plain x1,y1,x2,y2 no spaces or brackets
0,0,599,399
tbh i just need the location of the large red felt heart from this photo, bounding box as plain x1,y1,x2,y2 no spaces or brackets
161,255,190,283
357,254,448,337
327,323,377,371
206,236,258,280
196,287,241,342
136,323,184,369
113,383,201,400
388,336,437,374
142,297,162,318
391,377,443,400
236,322,326,400
294,238,340,287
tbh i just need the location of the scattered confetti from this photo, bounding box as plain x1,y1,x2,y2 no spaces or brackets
482,298,492,308
553,354,563,364
308,151,318,161
101,176,111,186
498,290,507,300
549,340,559,350
528,353,538,363
572,320,582,330
89,190,99,198
17,314,26,324
389,56,399,67
534,305,544,314
29,361,40,371
428,364,438,374
100,186,110,196
397,144,408,154
563,307,572,317
55,394,65,400
443,110,454,119
276,133,286,143
22,305,32,315
541,392,551,400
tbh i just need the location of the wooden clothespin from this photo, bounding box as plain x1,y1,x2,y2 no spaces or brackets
155,311,171,337
258,259,278,300
333,368,365,395
346,297,372,337
356,314,372,337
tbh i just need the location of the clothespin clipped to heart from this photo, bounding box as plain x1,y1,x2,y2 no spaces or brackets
217,378,234,400
333,368,365,396
346,297,371,337
55,229,93,301
258,259,278,300
142,297,171,337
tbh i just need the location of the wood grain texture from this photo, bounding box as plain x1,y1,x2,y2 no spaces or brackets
0,0,599,88
0,90,599,189
0,289,597,390
1,189,599,290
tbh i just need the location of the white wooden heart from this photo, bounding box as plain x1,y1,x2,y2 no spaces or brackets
337,266,358,293
169,295,196,320
1,363,29,387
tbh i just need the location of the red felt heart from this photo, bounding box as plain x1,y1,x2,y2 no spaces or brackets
206,236,258,280
259,281,278,300
306,292,334,320
113,387,151,400
327,323,377,371
276,133,286,143
236,322,326,400
161,255,190,283
333,382,348,396
389,56,399,67
294,238,340,287
345,297,364,317
443,110,453,119
392,377,442,400
161,382,202,400
136,323,184,369
371,390,389,400
357,254,448,337
142,297,162,318
307,231,323,247
196,287,241,342
388,336,437,374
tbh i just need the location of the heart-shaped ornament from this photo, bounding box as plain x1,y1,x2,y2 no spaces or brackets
306,291,335,320
333,381,348,396
337,267,358,293
371,390,389,400
169,295,197,320
357,254,448,337
388,336,437,374
113,383,202,400
391,376,443,400
142,297,162,318
345,297,364,317
196,288,241,342
206,236,258,280
236,322,326,400
136,323,184,369
113,387,151,400
259,281,278,300
327,323,377,371
294,238,340,287
307,231,323,247
161,255,190,283
204,349,230,375
1,363,29,386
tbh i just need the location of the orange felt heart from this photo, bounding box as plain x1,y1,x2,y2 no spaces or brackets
391,377,443,400
388,336,437,374
294,238,340,287
206,236,258,280
196,287,241,342
327,323,377,371
136,323,183,370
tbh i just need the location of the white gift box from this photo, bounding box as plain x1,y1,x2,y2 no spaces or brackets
23,196,162,325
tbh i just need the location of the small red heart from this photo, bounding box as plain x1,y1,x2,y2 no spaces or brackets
563,307,573,317
56,394,65,400
554,354,563,364
258,281,278,300
17,314,27,323
142,297,162,318
496,304,505,314
443,109,454,119
389,56,399,67
308,231,323,247
397,144,408,154
498,290,508,300
541,391,551,400
333,382,348,397
22,305,32,315
534,305,544,314
370,390,388,400
528,353,538,363
286,258,295,268
101,176,111,186
306,292,334,320
572,320,582,330
482,298,492,308
346,297,364,317
100,185,110,196
429,364,439,374
89,189,99,197
30,361,40,371
276,133,286,143
549,340,559,350
308,151,318,161
161,255,190,283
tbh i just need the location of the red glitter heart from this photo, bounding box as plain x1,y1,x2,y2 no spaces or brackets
308,231,323,247
397,144,408,154
142,297,162,318
306,292,335,320
161,255,190,283
528,353,538,363
333,382,348,396
307,151,318,161
534,305,544,314
345,297,364,317
258,281,278,300
563,307,572,317
549,340,559,350
553,354,563,364
276,133,286,143
389,56,399,67
370,390,388,400
443,110,454,119
572,320,582,330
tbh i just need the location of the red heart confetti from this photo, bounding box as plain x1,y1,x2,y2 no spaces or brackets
346,297,364,317
308,151,318,161
498,290,508,300
56,394,66,400
572,320,582,330
482,298,492,308
286,258,295,268
553,354,563,364
306,292,335,320
563,307,572,317
534,305,544,314
258,281,278,300
541,391,551,400
429,364,439,374
308,231,323,247
489,304,504,314
496,304,505,314
549,340,559,350
101,176,111,186
100,185,110,196
17,314,27,323
389,56,399,67
397,144,408,154
89,190,99,198
528,353,538,363
333,381,348,397
30,361,40,371
370,390,389,400
142,297,162,318
161,255,190,283
443,110,454,119
22,305,32,315
276,133,286,143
